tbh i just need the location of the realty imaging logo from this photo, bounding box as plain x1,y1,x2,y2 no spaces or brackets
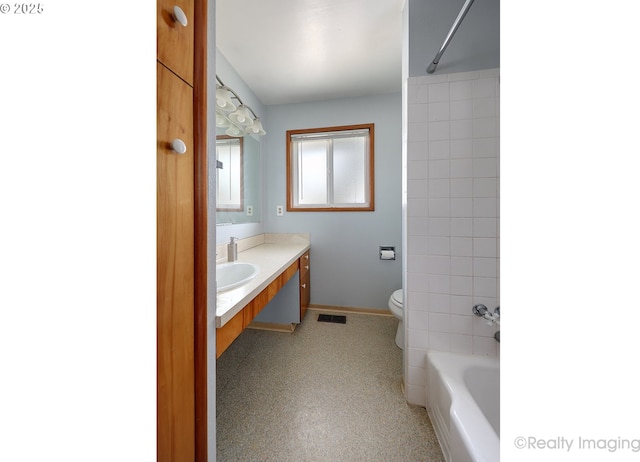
514,436,640,453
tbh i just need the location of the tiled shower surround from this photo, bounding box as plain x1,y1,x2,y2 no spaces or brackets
405,68,500,406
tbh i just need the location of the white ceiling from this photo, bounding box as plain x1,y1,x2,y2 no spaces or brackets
216,0,405,106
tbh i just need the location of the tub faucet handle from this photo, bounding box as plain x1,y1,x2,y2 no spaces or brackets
473,303,500,325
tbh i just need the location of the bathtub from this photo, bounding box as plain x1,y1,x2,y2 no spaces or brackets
426,351,500,462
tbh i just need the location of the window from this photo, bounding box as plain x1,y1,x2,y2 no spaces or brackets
287,124,374,211
216,136,243,211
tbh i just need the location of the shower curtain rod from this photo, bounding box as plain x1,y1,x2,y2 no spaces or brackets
426,0,475,74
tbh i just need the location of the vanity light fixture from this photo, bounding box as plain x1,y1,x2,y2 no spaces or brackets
215,76,266,136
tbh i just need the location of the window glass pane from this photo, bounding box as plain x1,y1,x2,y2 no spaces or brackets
298,139,327,205
333,137,366,204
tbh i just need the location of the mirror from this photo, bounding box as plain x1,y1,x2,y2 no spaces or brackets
216,131,261,225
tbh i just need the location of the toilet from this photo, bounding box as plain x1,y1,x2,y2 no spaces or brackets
388,289,404,349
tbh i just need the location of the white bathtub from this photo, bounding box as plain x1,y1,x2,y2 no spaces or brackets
426,351,500,462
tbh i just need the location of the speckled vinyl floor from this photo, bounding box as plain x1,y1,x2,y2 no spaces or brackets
216,309,444,462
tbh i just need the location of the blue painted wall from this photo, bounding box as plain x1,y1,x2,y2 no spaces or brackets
264,93,402,310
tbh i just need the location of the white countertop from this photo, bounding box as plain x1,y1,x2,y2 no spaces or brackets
215,240,310,328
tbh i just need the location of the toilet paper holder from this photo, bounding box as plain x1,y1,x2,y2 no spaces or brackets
379,246,396,260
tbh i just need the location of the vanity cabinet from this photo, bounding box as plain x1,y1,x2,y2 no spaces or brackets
299,251,310,320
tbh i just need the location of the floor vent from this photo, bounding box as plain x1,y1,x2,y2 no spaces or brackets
317,314,346,324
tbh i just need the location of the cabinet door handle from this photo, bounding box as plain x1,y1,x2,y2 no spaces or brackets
171,138,187,154
301,284,306,289
304,255,309,259
172,5,188,27
305,265,309,270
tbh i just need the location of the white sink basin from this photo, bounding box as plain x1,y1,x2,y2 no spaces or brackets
216,262,259,292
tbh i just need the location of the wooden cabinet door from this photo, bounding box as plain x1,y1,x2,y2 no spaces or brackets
157,61,195,462
157,0,194,85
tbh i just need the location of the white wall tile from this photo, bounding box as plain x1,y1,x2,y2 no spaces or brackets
428,255,450,275
407,199,428,217
428,121,450,141
428,198,449,217
428,293,450,313
408,347,426,368
407,179,427,199
409,102,428,122
451,256,473,277
428,82,450,102
428,236,450,255
473,178,498,197
428,140,450,159
450,295,473,315
473,198,498,218
407,160,428,179
450,158,473,178
408,309,430,328
406,384,427,408
450,198,473,217
428,101,450,121
408,140,429,161
407,365,426,387
450,178,473,197
406,216,428,235
451,275,473,296
473,257,497,278
428,217,450,236
473,336,498,357
450,119,473,140
450,99,473,120
429,312,450,332
450,334,473,354
407,254,429,273
428,331,450,351
473,158,498,178
474,218,497,237
473,78,497,98
473,277,497,298
451,237,473,256
450,315,473,335
408,122,428,142
474,237,498,258
450,218,473,237
407,236,429,254
428,274,450,294
428,159,450,179
473,137,498,158
406,71,499,404
473,117,498,138
473,98,497,118
429,179,450,198
407,328,429,350
450,80,472,100
450,139,473,158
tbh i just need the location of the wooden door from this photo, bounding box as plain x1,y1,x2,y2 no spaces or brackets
157,61,195,462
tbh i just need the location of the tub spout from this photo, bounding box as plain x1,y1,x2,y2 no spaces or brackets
494,331,500,343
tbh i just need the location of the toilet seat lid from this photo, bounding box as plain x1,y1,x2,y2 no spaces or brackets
391,289,403,306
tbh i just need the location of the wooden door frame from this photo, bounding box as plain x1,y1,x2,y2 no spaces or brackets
193,0,209,460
